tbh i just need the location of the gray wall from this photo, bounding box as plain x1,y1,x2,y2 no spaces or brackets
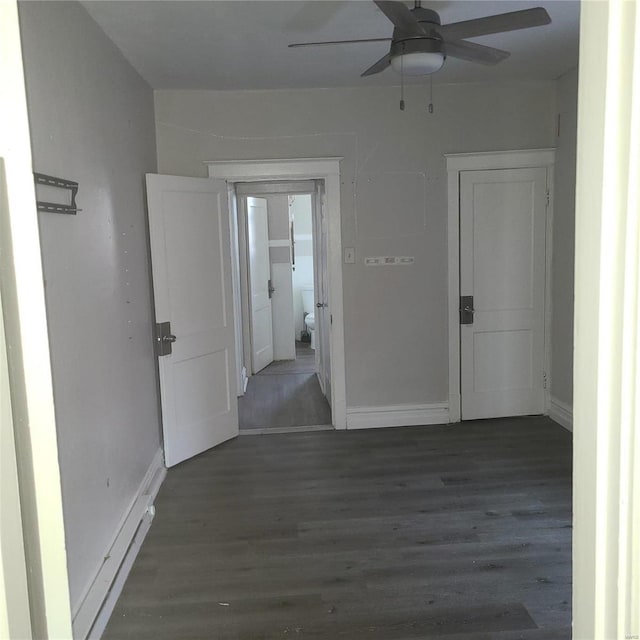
19,1,160,611
155,83,557,408
551,68,578,407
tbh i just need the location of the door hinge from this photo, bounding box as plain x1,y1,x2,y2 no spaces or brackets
545,190,550,207
543,371,548,389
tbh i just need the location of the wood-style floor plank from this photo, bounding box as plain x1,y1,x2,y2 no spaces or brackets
104,416,572,639
239,343,331,430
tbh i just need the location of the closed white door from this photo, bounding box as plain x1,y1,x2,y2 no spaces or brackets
313,183,332,405
146,174,238,467
246,197,274,373
460,167,547,420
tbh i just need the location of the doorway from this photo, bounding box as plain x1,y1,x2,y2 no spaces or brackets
206,157,347,429
446,149,556,423
234,181,332,432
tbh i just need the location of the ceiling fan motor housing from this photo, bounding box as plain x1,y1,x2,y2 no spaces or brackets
390,7,445,76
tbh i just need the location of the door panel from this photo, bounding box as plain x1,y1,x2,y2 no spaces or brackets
271,262,296,360
460,168,546,420
146,174,238,467
247,197,274,373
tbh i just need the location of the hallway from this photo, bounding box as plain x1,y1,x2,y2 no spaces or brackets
239,342,332,431
104,417,572,639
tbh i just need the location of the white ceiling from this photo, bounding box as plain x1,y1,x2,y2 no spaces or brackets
83,0,580,90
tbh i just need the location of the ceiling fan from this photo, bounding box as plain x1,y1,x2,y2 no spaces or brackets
288,1,552,78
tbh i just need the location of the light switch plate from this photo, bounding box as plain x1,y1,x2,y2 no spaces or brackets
344,247,356,264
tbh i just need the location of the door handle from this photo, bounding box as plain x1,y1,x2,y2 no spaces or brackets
460,295,474,325
316,302,327,308
156,321,176,356
268,279,276,299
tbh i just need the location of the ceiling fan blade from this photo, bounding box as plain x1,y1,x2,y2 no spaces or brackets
361,53,392,76
289,37,392,48
437,7,551,42
445,40,510,66
374,1,426,36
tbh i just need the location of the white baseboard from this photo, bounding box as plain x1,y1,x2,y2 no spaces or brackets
72,448,166,640
240,424,334,435
549,396,573,432
346,403,450,430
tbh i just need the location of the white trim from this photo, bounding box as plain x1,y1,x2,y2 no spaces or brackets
445,148,556,172
446,149,556,424
235,196,253,377
0,213,32,639
208,158,342,181
73,449,166,640
548,396,573,433
544,168,555,414
206,158,347,430
239,424,334,435
0,4,72,636
573,3,640,636
268,239,291,248
227,184,245,397
235,180,316,196
346,403,450,430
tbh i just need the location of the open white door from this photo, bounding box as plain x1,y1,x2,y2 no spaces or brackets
313,183,332,405
246,196,274,373
146,174,238,467
460,167,547,420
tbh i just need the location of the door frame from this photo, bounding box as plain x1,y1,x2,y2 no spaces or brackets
0,3,73,637
445,149,556,423
206,158,346,430
235,181,317,374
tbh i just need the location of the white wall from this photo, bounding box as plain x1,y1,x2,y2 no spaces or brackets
551,68,578,408
290,194,314,339
156,83,557,408
19,0,161,614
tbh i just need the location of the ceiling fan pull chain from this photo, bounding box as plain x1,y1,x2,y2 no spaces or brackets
400,42,405,111
428,74,434,114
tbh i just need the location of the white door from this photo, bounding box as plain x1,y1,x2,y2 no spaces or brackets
313,183,332,405
460,167,547,420
246,197,274,373
146,174,238,467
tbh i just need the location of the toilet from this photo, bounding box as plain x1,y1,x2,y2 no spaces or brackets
300,286,315,350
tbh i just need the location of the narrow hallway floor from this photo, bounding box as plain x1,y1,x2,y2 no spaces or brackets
103,416,572,640
239,342,331,430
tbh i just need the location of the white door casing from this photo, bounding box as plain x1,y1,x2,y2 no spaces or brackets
246,196,274,373
146,174,238,467
226,183,246,396
313,182,332,405
446,149,555,423
459,167,547,420
206,158,346,429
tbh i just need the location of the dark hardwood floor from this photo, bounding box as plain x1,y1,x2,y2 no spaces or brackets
103,417,572,640
239,342,332,430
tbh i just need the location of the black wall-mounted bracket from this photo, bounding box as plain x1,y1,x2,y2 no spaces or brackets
33,173,82,215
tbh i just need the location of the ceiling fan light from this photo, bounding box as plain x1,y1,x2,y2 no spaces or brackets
390,51,444,76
